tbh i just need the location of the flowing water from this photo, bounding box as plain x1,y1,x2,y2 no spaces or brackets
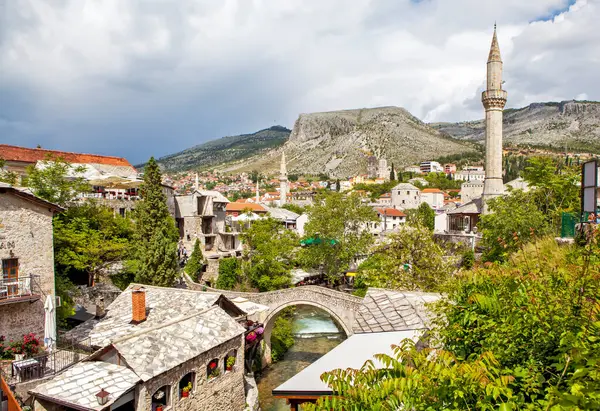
256,305,346,411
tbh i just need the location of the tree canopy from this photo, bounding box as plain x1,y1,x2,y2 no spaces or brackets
307,234,600,410
25,156,90,206
298,192,378,280
406,202,435,231
241,217,298,291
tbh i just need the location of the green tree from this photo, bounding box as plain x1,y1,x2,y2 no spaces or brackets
281,203,306,215
54,203,134,287
185,239,204,280
271,308,296,362
335,179,341,192
241,217,298,291
480,189,551,262
25,156,90,206
389,163,396,181
307,236,600,410
299,192,377,281
406,203,435,230
357,225,454,291
0,158,18,185
215,257,241,290
129,157,179,286
522,156,580,229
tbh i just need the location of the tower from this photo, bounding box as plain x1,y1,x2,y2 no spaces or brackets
481,24,507,213
279,151,288,206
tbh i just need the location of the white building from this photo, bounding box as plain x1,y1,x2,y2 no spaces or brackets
455,169,486,181
460,181,484,204
420,188,445,210
404,165,422,174
296,214,309,237
377,159,389,180
391,183,421,210
369,208,407,233
420,161,444,174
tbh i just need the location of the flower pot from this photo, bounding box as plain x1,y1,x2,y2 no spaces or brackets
156,406,163,411
182,391,189,398
226,366,232,372
14,354,24,361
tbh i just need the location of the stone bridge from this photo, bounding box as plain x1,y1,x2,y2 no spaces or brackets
185,278,363,364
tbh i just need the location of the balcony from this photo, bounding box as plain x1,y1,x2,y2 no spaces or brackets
0,276,42,305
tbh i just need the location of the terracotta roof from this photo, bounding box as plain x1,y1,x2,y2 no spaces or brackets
226,202,267,213
379,193,391,198
375,208,406,217
0,144,133,167
422,188,444,193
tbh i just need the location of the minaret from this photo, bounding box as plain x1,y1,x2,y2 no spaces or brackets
279,151,288,206
481,24,507,213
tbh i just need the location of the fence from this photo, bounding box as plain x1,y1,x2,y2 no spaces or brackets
0,337,93,385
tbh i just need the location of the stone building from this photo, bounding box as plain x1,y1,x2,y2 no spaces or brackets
0,182,62,341
32,285,248,411
175,190,240,256
390,183,421,210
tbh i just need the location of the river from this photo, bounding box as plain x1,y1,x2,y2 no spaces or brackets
256,305,346,411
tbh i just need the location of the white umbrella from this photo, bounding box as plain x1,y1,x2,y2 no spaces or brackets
44,295,57,351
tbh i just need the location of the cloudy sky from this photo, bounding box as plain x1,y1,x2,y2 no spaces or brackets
1,0,598,163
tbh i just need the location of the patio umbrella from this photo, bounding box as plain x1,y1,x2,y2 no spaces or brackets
44,295,57,351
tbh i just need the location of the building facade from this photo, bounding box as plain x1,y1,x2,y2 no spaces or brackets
420,188,445,210
0,183,61,341
419,161,443,174
391,183,421,210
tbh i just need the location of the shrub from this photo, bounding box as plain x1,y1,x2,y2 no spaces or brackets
216,258,241,290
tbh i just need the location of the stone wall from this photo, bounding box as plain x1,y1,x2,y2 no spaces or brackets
137,335,246,411
0,193,56,341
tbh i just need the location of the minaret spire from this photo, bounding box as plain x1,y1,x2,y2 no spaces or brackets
279,151,288,206
481,23,507,213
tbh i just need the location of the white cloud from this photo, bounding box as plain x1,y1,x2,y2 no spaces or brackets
0,0,596,162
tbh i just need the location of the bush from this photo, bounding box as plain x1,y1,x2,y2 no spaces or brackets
461,249,474,269
185,239,204,278
271,308,295,362
216,258,241,290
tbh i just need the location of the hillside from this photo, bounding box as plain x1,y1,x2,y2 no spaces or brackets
219,107,479,178
151,126,291,171
431,100,600,152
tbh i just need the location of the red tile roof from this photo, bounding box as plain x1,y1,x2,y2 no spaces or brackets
0,144,133,167
422,188,444,193
375,208,406,217
226,202,267,213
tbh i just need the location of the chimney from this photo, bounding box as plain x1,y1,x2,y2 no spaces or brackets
131,286,146,324
95,297,105,319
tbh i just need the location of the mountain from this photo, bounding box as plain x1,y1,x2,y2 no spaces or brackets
151,126,291,172
431,100,600,152
218,106,479,178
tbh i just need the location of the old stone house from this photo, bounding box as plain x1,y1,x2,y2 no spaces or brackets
0,182,62,341
31,285,248,411
390,183,421,210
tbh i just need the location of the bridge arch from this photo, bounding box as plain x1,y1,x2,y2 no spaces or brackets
262,300,352,366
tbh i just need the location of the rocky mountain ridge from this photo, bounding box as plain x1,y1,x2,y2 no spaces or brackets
431,100,600,152
218,106,478,178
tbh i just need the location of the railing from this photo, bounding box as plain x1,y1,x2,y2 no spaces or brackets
0,337,93,385
1,373,22,411
0,275,41,302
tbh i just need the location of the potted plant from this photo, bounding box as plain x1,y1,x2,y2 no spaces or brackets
10,341,25,361
226,356,235,371
210,368,220,379
181,382,192,398
156,406,163,411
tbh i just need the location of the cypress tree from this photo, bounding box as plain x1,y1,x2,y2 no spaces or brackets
389,163,396,181
130,157,179,286
186,239,204,280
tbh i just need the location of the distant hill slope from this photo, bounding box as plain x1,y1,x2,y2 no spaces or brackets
431,100,600,152
150,126,291,172
218,106,479,178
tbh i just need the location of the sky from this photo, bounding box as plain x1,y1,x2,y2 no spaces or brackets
1,0,599,164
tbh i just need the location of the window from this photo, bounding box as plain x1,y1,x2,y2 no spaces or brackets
179,372,196,399
2,258,18,296
151,386,170,411
119,208,126,217
224,350,237,373
207,359,220,380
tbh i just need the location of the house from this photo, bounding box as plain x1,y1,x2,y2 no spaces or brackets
420,188,445,210
175,190,240,257
33,285,249,411
419,161,443,174
273,289,441,409
455,169,486,182
262,206,299,230
404,165,422,174
225,202,268,218
0,183,62,341
376,193,392,206
370,208,407,233
444,164,457,174
391,183,421,210
460,181,484,204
